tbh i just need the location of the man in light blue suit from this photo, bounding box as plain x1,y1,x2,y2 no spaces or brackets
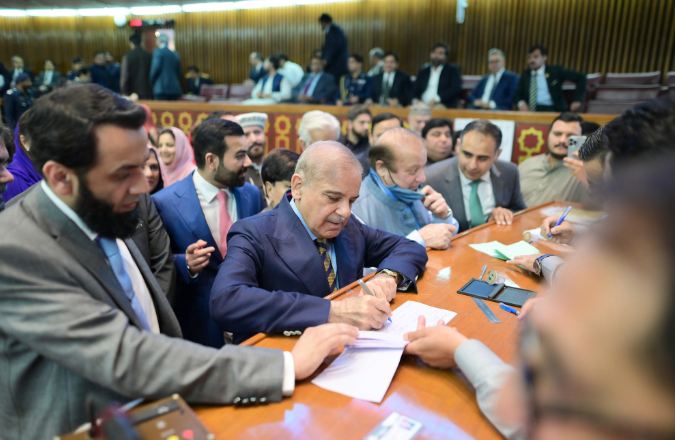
153,119,263,347
467,48,519,111
210,141,428,343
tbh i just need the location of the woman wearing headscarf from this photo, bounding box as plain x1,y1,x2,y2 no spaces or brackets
156,126,195,188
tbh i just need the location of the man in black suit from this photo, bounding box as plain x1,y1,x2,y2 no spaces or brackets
121,33,152,99
413,43,462,108
319,13,348,84
8,56,34,89
185,65,213,95
515,44,586,112
295,55,337,105
368,52,412,107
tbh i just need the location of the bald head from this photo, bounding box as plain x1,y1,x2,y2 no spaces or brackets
292,141,362,239
371,128,427,190
296,140,363,186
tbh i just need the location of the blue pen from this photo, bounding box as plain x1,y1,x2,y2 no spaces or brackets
499,302,520,317
358,279,393,324
547,206,572,239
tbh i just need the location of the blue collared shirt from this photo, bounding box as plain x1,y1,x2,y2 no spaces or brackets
533,65,553,106
289,198,339,288
306,73,322,97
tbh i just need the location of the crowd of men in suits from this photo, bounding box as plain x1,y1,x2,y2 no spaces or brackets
244,14,587,111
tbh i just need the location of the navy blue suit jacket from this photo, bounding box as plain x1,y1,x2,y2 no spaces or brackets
152,172,263,347
468,70,519,110
295,72,338,104
210,195,428,342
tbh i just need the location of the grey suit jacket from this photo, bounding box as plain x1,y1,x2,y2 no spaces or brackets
425,157,527,231
0,185,285,439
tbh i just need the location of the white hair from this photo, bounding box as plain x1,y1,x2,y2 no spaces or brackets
297,110,341,147
488,48,505,59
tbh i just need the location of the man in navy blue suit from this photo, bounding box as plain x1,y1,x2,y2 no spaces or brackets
210,141,428,343
319,13,348,84
153,119,263,347
467,48,519,111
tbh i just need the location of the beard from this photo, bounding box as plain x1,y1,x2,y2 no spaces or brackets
74,175,140,239
351,128,369,143
214,161,247,188
247,142,265,161
549,143,568,161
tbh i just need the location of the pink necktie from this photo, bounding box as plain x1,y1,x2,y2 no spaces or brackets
216,191,233,257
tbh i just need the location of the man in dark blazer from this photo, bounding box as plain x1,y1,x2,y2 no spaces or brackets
368,52,413,107
121,33,153,99
153,119,263,347
295,55,338,104
185,65,214,95
7,55,34,88
426,120,526,231
514,44,586,112
0,84,357,440
413,43,462,108
319,13,348,84
467,48,519,110
210,141,428,343
150,34,182,100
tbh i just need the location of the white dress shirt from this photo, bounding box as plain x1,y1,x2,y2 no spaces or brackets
533,65,553,106
43,70,54,85
422,65,444,104
480,68,505,109
193,170,238,246
458,167,496,222
278,61,304,88
40,181,160,334
382,71,395,89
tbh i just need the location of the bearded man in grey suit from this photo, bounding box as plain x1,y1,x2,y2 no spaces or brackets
425,120,526,232
0,84,357,440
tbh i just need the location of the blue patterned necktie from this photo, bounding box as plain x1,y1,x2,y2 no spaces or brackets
315,239,337,292
97,237,151,330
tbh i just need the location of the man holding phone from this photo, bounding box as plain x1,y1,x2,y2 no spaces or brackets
518,112,589,206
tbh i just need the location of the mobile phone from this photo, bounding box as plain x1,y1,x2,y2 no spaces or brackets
567,135,587,157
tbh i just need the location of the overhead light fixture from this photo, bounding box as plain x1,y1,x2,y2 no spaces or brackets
26,8,79,17
129,5,182,15
78,7,130,17
0,9,27,17
183,0,353,12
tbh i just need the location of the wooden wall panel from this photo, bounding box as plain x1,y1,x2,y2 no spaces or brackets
0,0,672,84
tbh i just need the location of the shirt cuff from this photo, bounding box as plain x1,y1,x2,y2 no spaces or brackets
282,351,295,396
407,229,425,246
541,255,564,283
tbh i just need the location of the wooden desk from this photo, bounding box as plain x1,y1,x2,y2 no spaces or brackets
196,203,562,439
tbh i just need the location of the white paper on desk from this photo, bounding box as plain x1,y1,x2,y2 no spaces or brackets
469,240,507,258
312,302,457,402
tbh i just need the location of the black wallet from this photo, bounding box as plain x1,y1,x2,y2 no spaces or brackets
457,278,535,308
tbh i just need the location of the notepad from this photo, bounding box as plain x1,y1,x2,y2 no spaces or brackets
469,241,509,259
312,301,457,402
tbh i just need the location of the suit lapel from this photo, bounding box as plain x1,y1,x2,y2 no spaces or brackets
445,161,468,229
267,198,330,295
28,187,146,329
334,224,358,290
123,238,182,336
173,175,223,260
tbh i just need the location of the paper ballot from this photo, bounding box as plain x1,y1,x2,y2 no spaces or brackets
470,240,540,261
312,301,456,402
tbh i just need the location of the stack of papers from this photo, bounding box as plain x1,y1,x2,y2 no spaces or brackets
469,240,540,261
311,301,457,402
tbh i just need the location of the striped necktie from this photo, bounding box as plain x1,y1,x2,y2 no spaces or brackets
528,71,538,111
315,239,337,292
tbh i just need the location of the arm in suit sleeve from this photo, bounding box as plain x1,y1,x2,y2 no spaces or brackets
3,92,16,129
399,74,414,107
150,50,161,84
413,68,426,100
358,220,428,289
507,166,527,211
467,76,487,106
455,340,522,438
513,72,528,106
210,222,332,335
443,65,462,107
0,242,285,405
120,55,131,95
495,73,519,110
321,30,339,66
560,67,587,103
144,196,177,302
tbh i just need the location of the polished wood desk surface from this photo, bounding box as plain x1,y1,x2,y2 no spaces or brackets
196,203,565,439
